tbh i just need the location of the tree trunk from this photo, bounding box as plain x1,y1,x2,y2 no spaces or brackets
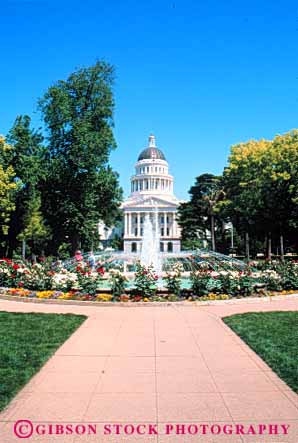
210,214,216,251
71,234,81,256
245,232,250,260
280,234,284,262
267,232,272,261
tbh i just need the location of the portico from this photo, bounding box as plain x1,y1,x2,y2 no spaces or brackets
121,135,181,253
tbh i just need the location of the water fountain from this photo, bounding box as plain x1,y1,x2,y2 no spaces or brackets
140,212,162,274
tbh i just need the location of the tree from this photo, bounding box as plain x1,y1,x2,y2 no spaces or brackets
38,61,123,254
223,132,298,258
0,137,18,249
6,115,46,256
7,115,45,186
178,174,225,251
18,192,51,258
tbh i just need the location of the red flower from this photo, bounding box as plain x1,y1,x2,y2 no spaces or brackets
96,267,105,275
0,258,12,264
17,282,24,287
13,264,20,270
133,295,142,302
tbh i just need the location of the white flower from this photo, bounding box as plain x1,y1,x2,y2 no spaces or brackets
52,271,78,289
211,271,220,277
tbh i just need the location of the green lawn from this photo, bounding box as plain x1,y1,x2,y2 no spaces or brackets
223,311,298,392
0,311,86,411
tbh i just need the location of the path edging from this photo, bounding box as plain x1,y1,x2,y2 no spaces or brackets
0,292,297,307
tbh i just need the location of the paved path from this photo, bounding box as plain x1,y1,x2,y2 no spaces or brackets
0,298,298,443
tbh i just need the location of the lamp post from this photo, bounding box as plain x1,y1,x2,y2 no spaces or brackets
231,222,234,251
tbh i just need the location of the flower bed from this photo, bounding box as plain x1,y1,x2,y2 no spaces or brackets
1,257,298,302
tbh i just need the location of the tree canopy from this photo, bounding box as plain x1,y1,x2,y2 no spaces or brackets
38,61,123,254
179,131,298,257
0,61,123,258
0,137,18,241
178,174,225,250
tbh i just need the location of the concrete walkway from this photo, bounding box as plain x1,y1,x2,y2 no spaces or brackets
0,298,298,443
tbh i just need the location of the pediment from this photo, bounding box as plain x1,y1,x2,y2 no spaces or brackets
122,195,179,209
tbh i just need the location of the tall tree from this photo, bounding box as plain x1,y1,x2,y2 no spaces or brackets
0,137,18,252
223,132,298,258
38,61,122,254
18,192,51,258
178,174,225,251
6,115,46,256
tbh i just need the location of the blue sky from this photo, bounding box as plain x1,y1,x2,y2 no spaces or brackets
1,0,298,199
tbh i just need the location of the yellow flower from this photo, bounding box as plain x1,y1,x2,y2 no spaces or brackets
96,293,113,301
36,291,54,299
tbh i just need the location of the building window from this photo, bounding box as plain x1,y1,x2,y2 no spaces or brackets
131,242,137,252
135,216,138,223
167,242,173,252
160,242,164,252
161,228,164,236
135,227,138,236
167,228,170,236
147,166,149,172
140,228,143,236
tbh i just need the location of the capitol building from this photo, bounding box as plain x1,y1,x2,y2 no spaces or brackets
122,135,181,253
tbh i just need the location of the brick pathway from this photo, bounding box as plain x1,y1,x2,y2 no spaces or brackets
0,297,297,442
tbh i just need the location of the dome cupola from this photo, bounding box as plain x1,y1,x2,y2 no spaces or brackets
138,135,166,161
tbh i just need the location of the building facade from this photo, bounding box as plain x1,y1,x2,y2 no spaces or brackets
122,135,181,253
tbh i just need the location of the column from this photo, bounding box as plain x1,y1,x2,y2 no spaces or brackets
164,211,167,238
125,213,128,236
173,215,177,237
169,213,172,237
128,213,131,237
137,212,141,237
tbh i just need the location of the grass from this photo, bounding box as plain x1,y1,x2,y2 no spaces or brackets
223,311,298,392
0,311,86,411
